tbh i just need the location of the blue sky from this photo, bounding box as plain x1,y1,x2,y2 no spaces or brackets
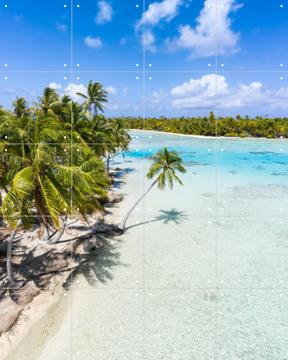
0,0,288,117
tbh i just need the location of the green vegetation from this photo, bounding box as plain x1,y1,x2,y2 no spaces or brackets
0,82,130,287
119,112,288,138
119,147,186,232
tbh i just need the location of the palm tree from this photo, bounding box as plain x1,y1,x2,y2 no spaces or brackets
76,81,108,116
13,97,29,119
105,118,131,172
1,111,109,286
38,87,59,114
119,147,186,232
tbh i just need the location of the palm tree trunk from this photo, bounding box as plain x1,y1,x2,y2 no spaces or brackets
48,217,67,244
106,155,110,173
119,180,157,232
0,192,3,227
7,220,22,288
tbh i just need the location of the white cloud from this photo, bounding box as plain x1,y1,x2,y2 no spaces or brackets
64,83,87,101
136,0,185,50
169,74,288,110
84,36,102,48
165,0,241,57
106,86,117,95
49,82,62,90
138,0,184,27
96,0,113,24
142,30,156,51
170,74,228,98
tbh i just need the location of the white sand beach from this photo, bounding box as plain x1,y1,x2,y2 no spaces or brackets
3,130,288,360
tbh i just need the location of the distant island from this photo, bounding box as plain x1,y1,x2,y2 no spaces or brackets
118,113,288,139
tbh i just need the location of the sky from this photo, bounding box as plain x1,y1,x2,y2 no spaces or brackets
0,0,288,117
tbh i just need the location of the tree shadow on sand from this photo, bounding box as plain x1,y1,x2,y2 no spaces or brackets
126,208,188,230
64,232,127,289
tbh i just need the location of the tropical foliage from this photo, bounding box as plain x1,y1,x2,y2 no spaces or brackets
0,82,130,286
119,113,288,138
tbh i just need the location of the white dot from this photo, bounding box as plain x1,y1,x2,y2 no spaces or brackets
136,63,139,67
136,4,139,8
64,149,67,152
280,76,284,80
221,63,224,67
208,63,211,67
280,63,284,67
64,4,67,8
4,63,8,67
149,63,152,67
64,76,67,80
4,76,8,80
148,76,152,80
4,4,8,8
64,63,67,67
77,76,80,80
280,4,283,8
136,76,139,80
77,64,80,67
77,4,80,8
149,4,152,8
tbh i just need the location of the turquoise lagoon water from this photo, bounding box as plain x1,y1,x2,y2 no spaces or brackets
7,130,288,360
128,130,288,181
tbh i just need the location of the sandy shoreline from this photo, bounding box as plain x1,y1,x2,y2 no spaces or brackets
0,190,121,358
130,128,288,141
0,278,67,358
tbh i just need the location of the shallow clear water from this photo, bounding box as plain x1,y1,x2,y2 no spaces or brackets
7,131,288,360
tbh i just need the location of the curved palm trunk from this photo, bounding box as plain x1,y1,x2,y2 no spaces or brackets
48,217,67,244
7,221,23,288
119,180,156,232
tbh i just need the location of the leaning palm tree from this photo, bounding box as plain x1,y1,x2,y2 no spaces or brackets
119,147,186,232
76,81,108,116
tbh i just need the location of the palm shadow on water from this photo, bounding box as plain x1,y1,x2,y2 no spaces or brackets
64,209,188,289
110,167,136,190
126,208,188,230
